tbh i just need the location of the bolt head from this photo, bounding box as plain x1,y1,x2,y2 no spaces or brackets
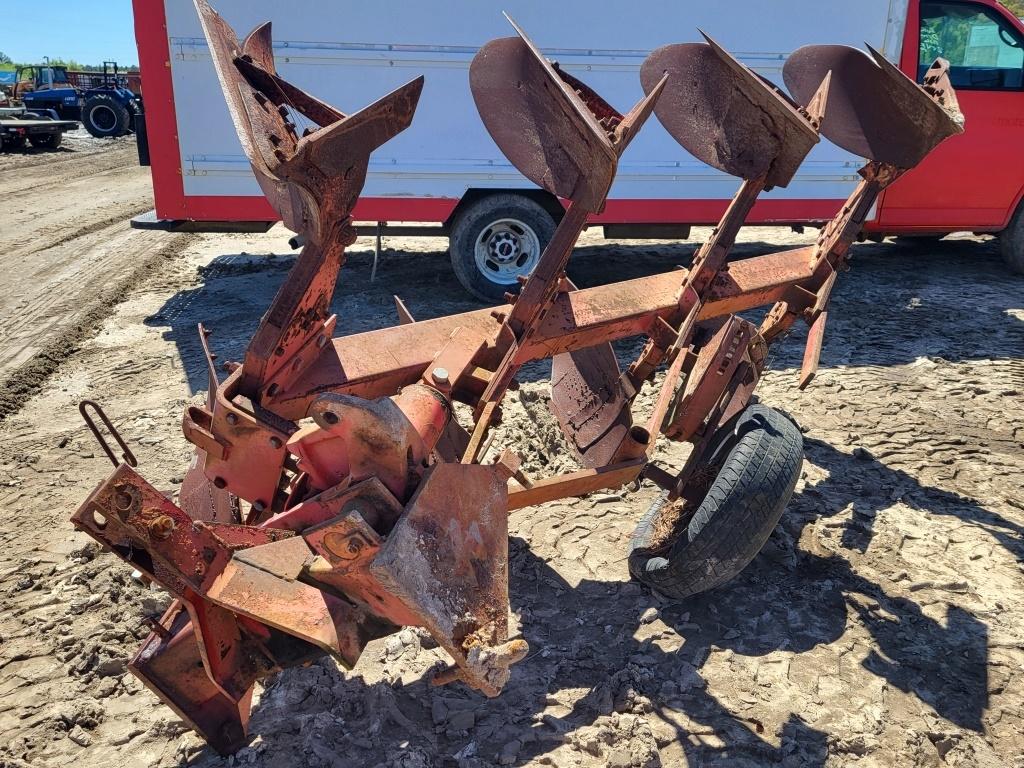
148,514,176,541
431,367,450,386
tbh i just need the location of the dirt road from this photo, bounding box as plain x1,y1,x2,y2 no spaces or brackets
0,133,186,416
0,139,1021,768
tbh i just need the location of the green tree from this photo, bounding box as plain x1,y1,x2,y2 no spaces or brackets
1002,0,1024,16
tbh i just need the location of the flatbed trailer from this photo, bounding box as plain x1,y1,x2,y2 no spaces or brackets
0,108,78,151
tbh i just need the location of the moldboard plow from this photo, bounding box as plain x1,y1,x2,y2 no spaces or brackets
71,0,963,753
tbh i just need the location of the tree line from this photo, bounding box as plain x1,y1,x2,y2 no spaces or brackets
0,52,139,72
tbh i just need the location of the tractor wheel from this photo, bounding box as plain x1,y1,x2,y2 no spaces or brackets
29,132,62,150
449,193,557,302
83,94,130,138
628,404,804,601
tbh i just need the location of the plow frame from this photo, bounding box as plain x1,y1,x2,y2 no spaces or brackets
71,0,965,754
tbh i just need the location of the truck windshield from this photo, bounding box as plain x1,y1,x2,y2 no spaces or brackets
920,1,1024,88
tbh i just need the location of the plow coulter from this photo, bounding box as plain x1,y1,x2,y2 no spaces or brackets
71,0,963,753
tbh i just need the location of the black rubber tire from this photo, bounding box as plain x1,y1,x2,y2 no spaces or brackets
628,404,804,600
29,131,62,150
83,94,130,138
1000,204,1024,275
449,193,557,302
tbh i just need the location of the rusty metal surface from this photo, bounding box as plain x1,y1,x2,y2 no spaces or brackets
470,19,617,211
371,463,516,696
179,449,237,524
270,245,822,418
641,35,820,187
664,318,759,441
550,344,634,468
129,603,254,755
288,385,449,499
205,537,382,665
784,45,964,168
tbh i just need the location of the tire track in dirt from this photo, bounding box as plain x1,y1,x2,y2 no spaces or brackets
0,139,138,198
0,144,153,265
0,138,187,420
0,227,190,420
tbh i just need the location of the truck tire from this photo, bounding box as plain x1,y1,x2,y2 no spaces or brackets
628,404,803,600
29,132,62,149
83,94,130,138
449,194,557,302
1000,204,1024,275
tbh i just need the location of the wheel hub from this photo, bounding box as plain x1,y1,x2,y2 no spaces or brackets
489,230,522,263
92,105,116,131
473,218,542,285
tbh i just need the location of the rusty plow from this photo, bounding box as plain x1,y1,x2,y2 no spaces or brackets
71,1,964,754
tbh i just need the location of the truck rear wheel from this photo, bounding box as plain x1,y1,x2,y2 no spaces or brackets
1000,204,1024,275
628,404,804,600
83,94,130,138
449,194,557,302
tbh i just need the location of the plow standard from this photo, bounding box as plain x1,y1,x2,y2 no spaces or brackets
71,0,963,753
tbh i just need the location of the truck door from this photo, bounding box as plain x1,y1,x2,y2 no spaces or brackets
878,0,1024,231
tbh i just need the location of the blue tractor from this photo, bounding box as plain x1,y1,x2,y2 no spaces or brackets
14,60,140,138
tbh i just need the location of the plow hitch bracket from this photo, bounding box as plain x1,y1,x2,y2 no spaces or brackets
68,0,965,753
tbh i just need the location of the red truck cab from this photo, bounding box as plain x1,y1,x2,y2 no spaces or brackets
882,0,1024,272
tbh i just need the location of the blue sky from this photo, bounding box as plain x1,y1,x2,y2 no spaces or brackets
5,1,138,66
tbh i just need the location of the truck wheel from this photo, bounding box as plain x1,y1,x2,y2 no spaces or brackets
83,94,130,138
1000,205,1024,275
449,194,557,302
628,404,804,600
29,132,62,150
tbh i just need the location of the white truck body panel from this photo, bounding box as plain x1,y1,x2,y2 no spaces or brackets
163,0,909,210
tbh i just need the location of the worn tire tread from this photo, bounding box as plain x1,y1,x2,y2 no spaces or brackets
629,404,803,600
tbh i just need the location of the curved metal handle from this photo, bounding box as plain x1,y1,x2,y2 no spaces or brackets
78,400,137,468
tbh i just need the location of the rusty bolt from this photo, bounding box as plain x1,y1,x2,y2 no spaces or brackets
431,367,450,386
149,514,176,541
226,412,238,426
213,477,227,489
269,436,283,449
195,561,207,577
322,531,366,561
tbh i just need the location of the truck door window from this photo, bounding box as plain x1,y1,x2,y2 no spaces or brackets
920,2,1024,88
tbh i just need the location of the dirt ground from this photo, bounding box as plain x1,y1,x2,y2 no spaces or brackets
0,139,1022,768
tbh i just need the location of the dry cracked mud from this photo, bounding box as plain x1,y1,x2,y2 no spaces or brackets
0,140,1022,768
